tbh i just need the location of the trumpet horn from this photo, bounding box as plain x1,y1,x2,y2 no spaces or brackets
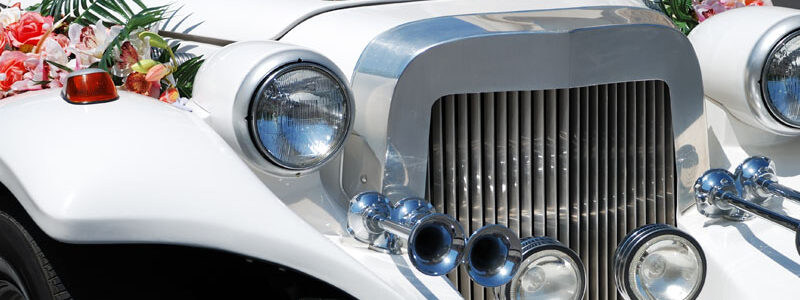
463,224,522,287
347,192,465,276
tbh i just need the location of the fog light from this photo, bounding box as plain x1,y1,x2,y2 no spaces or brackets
614,224,706,300
498,236,585,300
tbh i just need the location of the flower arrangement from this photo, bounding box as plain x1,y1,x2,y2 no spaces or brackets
648,0,770,34
0,1,203,110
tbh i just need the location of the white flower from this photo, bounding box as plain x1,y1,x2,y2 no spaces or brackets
0,7,21,27
68,20,122,66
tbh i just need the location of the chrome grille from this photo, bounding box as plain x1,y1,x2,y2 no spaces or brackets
425,81,676,300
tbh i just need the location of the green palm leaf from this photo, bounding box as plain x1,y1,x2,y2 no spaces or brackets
173,56,204,98
32,0,149,26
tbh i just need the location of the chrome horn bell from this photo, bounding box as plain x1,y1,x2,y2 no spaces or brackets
463,225,523,287
347,192,465,276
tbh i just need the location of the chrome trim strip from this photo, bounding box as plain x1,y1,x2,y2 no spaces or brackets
347,6,705,224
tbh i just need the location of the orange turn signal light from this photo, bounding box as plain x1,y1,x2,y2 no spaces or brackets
62,68,119,104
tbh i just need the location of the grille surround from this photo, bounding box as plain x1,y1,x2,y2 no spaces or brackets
425,81,676,300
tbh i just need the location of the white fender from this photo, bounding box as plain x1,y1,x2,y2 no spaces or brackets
0,89,402,300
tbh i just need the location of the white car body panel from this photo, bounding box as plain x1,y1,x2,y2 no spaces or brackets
2,0,799,299
686,6,800,299
0,90,429,300
683,99,800,300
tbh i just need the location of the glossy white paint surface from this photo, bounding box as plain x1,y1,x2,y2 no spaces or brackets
0,90,418,299
280,0,648,80
678,99,800,299
689,6,800,136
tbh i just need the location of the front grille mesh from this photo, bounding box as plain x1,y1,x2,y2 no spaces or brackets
425,81,676,300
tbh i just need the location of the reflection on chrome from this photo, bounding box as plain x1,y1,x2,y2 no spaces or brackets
498,236,586,300
347,192,465,276
695,167,800,256
736,156,800,206
614,224,705,300
347,191,527,285
463,225,522,287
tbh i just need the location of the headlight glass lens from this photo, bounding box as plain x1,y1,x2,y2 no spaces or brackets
616,224,705,300
512,249,582,300
763,31,800,127
250,63,350,169
503,237,585,300
629,235,703,300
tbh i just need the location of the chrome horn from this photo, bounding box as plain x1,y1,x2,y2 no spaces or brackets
695,169,800,256
347,192,465,276
463,224,522,287
736,156,800,205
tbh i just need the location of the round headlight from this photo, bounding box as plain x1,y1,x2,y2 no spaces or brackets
498,237,586,300
249,62,351,170
615,224,706,300
763,30,800,128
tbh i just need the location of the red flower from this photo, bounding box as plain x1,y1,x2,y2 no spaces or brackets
0,28,8,55
6,12,53,51
124,72,151,95
0,51,28,91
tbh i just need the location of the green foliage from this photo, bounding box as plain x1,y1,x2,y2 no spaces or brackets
173,56,204,98
659,0,699,34
45,59,74,73
33,0,148,26
97,6,167,71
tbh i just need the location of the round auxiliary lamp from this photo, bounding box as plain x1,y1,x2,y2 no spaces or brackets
497,236,586,300
614,224,706,300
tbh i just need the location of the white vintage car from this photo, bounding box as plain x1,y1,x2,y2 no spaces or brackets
0,0,798,299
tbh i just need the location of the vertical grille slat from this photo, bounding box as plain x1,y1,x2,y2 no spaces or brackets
520,91,533,238
557,89,570,245
646,81,656,224
589,85,600,300
468,93,484,300
456,94,471,300
636,82,646,227
509,92,521,235
545,90,558,239
607,83,618,300
533,90,546,237
496,92,508,227
426,81,675,300
569,88,580,250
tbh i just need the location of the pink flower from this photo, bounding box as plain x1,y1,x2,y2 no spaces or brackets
0,51,28,91
159,87,179,104
116,41,139,71
145,63,169,82
6,12,53,51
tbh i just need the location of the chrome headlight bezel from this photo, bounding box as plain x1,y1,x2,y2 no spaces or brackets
247,61,353,171
760,29,800,129
745,16,800,135
498,236,586,300
614,224,706,300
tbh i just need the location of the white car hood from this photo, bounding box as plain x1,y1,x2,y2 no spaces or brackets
149,0,648,42
15,0,651,42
